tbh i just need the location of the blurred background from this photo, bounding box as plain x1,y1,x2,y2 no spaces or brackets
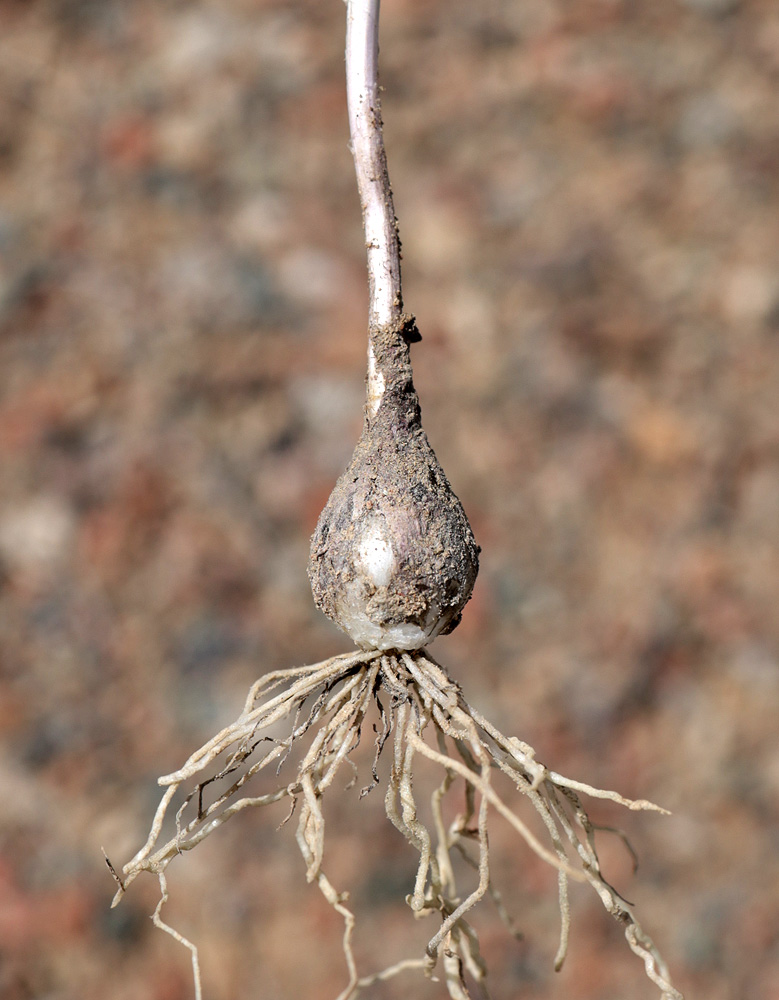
1,0,778,997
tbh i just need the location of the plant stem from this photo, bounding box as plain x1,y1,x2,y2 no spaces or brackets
346,0,414,418
346,0,403,330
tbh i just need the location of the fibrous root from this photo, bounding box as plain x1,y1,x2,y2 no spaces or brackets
111,649,683,1000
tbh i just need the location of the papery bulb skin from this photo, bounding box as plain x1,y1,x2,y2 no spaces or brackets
308,317,479,651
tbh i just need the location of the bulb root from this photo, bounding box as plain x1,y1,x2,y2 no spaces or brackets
112,649,683,1000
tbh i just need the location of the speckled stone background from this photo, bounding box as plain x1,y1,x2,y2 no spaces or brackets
1,1,778,998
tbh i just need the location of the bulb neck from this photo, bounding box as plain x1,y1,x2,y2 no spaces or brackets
365,314,422,428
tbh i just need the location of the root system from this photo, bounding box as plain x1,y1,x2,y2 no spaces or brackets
112,649,683,1000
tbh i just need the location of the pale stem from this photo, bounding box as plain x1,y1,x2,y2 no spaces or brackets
346,0,403,331
346,0,405,416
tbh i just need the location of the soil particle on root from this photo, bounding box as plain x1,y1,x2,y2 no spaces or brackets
308,316,479,651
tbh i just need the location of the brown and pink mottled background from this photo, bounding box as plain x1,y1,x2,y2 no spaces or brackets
1,1,778,998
